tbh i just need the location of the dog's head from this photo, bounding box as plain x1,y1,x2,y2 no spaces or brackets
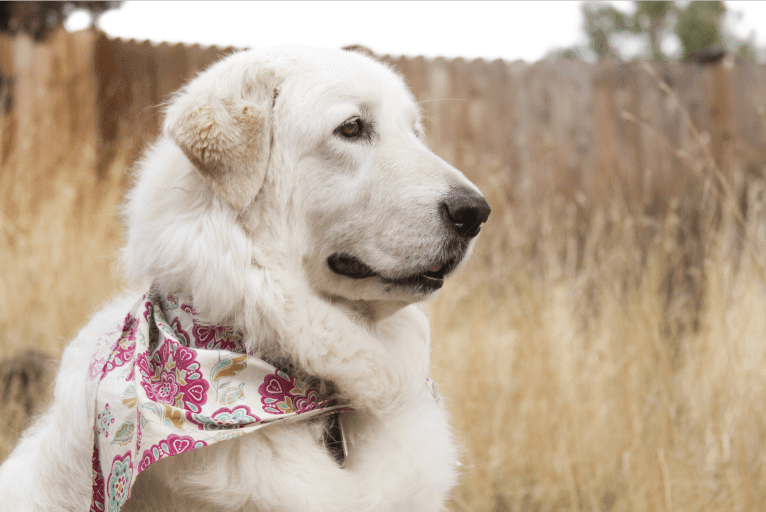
128,46,489,327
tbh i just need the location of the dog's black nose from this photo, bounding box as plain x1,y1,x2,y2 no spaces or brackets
442,189,491,238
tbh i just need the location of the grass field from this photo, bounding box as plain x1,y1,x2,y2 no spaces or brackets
2,97,766,511
431,167,766,510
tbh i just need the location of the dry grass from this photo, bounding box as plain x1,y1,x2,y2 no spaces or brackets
0,121,129,457
0,141,128,362
430,160,766,510
2,69,766,511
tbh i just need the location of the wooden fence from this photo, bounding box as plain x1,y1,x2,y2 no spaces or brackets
1,29,765,212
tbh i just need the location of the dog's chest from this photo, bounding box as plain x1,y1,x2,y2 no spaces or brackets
124,396,452,511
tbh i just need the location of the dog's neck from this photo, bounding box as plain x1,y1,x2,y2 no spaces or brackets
322,293,411,325
153,255,432,412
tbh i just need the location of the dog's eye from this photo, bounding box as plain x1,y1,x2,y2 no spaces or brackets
335,118,364,139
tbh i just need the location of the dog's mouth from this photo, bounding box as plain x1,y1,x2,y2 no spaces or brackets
327,253,459,292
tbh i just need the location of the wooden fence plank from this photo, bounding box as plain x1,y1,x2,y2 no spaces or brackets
0,30,764,212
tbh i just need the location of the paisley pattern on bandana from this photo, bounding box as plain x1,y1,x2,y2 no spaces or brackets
87,289,348,512
136,338,209,413
106,453,132,512
90,445,105,512
138,433,207,473
186,405,261,430
260,370,328,414
88,288,437,511
96,404,115,437
102,314,138,376
193,323,244,352
169,317,190,346
110,421,135,447
89,324,123,381
181,303,244,352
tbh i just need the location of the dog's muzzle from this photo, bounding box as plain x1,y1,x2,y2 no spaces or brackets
326,188,490,293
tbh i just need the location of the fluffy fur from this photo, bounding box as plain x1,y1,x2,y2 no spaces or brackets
0,45,489,511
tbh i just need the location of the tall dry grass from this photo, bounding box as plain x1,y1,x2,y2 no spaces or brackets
0,156,128,362
1,59,766,511
0,101,131,455
0,133,128,363
430,119,766,509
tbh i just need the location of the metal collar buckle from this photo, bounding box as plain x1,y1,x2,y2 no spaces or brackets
323,411,349,467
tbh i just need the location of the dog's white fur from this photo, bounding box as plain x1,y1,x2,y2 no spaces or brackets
0,45,487,511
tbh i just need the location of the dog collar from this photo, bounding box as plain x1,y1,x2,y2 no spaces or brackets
85,289,346,512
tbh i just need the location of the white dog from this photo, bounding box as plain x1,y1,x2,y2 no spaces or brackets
0,45,490,511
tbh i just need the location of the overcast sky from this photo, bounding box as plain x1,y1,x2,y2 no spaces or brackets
66,1,766,62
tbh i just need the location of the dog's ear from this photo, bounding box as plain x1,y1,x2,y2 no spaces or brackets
341,44,377,60
164,66,277,211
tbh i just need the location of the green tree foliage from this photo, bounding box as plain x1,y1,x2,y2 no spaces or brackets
0,1,122,41
635,1,674,60
567,1,757,62
582,1,674,60
582,1,675,60
675,1,725,61
582,2,631,59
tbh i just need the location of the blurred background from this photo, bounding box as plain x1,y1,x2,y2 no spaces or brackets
2,1,766,510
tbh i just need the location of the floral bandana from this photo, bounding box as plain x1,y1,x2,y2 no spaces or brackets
86,289,345,512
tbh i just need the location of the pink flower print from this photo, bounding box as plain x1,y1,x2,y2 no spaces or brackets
259,370,326,415
101,313,138,377
137,434,207,474
155,372,181,402
192,323,244,352
106,453,132,512
136,338,209,413
187,405,261,430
